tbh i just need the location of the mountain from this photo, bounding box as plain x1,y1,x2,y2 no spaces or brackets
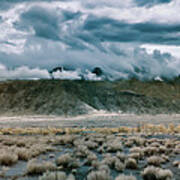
0,79,179,116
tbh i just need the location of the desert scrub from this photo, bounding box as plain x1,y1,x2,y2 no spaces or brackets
87,170,112,180
172,160,180,167
54,135,76,146
147,156,164,166
15,147,32,161
129,153,141,160
128,136,146,146
143,147,158,156
84,140,98,150
115,174,137,180
130,147,144,156
98,164,111,175
26,159,56,175
101,154,117,168
106,139,123,152
116,152,127,162
125,158,138,169
142,166,173,180
0,150,18,166
39,171,75,180
29,144,55,158
56,153,80,169
75,145,90,158
114,159,125,172
84,152,98,166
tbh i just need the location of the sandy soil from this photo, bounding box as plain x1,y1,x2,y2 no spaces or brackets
0,113,180,128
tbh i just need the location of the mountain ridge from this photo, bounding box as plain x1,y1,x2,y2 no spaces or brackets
0,79,180,116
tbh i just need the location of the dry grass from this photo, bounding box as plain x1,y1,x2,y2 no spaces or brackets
87,170,112,180
56,153,80,169
125,158,138,169
26,159,56,175
114,159,125,172
173,160,180,167
116,152,127,162
85,153,98,166
147,156,164,166
106,139,123,152
142,166,173,180
0,128,179,180
0,150,18,166
15,147,32,161
39,171,75,180
0,123,180,136
56,153,73,167
115,174,137,180
101,154,117,168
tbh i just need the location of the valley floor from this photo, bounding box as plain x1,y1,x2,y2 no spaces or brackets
0,113,180,128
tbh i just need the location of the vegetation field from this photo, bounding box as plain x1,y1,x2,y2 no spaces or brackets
0,125,180,180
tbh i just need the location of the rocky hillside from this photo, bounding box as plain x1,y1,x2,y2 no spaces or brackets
0,79,180,116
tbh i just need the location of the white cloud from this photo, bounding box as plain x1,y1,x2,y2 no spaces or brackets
141,44,180,58
0,0,180,81
52,69,81,80
0,65,50,81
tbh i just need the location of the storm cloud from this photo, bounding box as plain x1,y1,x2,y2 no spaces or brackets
135,0,172,7
0,0,180,80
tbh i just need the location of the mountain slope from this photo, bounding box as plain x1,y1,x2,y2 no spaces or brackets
0,79,180,116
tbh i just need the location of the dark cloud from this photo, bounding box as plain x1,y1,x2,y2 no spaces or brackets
14,6,87,50
0,0,180,81
80,16,180,46
134,0,172,7
133,23,180,33
10,2,180,51
62,10,81,21
19,6,60,41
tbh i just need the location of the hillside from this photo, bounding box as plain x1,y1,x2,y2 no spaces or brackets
0,79,180,116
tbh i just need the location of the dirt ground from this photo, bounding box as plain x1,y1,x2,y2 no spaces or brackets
0,113,180,128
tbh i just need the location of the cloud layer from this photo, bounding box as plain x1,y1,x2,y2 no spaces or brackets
0,0,180,80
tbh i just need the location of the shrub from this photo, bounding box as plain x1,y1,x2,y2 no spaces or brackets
16,148,31,161
56,153,73,167
147,156,163,166
98,164,111,175
129,153,141,160
26,159,56,175
115,159,125,172
85,153,97,166
39,171,75,180
125,158,138,169
85,141,98,150
172,160,180,167
142,166,173,180
101,154,117,168
106,140,123,152
115,174,137,180
130,147,144,159
87,170,112,180
116,152,127,162
0,150,18,166
143,147,158,156
157,169,173,180
56,153,80,169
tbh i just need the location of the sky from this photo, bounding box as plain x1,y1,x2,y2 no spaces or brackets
0,0,180,80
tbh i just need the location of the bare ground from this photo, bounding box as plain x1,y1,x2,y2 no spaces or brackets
0,113,180,128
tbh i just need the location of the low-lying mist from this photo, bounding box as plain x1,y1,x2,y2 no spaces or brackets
0,48,180,81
